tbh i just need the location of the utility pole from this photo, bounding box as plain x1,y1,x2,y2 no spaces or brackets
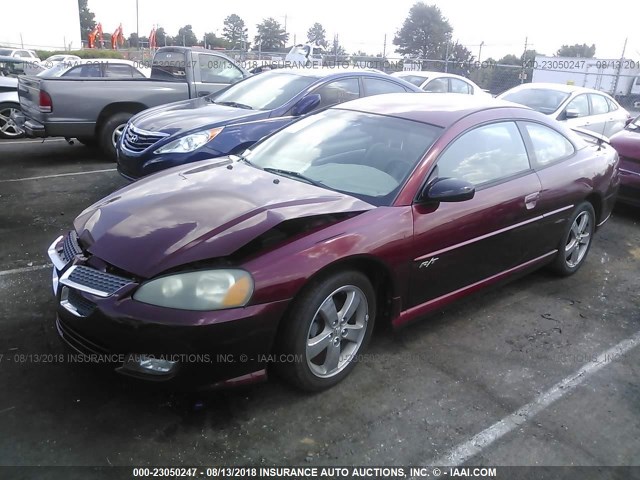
334,34,338,64
520,36,528,83
136,0,139,49
478,41,484,64
444,40,450,72
612,37,628,97
383,34,387,59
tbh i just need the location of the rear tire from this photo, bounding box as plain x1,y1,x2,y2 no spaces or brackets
275,270,376,392
0,102,25,139
99,112,132,161
550,202,595,276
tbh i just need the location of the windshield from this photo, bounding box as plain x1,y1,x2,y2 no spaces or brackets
398,75,427,87
212,72,318,110
244,109,442,205
501,88,570,114
37,62,72,77
46,55,66,62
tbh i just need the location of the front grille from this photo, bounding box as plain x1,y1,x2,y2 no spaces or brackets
60,265,133,297
61,231,82,263
65,288,96,317
122,125,168,153
56,317,109,355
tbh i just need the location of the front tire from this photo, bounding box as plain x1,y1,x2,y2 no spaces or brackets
99,112,132,161
275,270,376,391
0,102,25,139
550,202,595,276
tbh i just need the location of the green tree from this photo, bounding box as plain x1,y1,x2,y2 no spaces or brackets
393,2,453,59
204,32,230,49
254,18,289,51
127,33,148,49
154,27,170,46
78,0,96,39
223,14,248,48
556,43,596,58
177,25,198,47
307,22,328,48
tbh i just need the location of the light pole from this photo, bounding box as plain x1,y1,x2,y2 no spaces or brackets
136,0,139,49
478,41,484,64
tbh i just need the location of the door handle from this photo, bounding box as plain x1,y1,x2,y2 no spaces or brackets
197,91,210,97
524,192,539,210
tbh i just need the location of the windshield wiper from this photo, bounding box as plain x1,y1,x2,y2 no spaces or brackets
215,100,253,110
262,167,326,188
230,153,252,165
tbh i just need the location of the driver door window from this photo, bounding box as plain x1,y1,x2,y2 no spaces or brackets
199,55,244,84
434,122,530,186
565,94,589,117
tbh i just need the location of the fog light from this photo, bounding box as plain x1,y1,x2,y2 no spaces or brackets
121,354,178,377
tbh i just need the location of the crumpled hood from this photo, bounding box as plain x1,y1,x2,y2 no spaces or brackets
131,97,268,136
74,160,374,278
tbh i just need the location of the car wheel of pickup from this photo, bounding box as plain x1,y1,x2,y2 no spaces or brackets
0,103,25,139
275,270,376,391
550,201,595,276
99,112,132,161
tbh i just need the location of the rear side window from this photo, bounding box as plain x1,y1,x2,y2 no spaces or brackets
435,122,530,186
151,51,187,80
589,94,609,115
315,78,360,108
521,122,575,166
64,63,102,78
450,78,471,94
424,78,448,93
362,78,407,96
105,64,138,78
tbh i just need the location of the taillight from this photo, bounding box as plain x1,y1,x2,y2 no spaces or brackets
39,91,52,113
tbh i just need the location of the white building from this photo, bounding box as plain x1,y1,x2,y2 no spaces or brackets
1,0,81,51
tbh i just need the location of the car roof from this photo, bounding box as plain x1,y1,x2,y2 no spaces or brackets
503,82,611,95
267,67,398,77
335,93,526,128
392,70,469,80
0,55,26,63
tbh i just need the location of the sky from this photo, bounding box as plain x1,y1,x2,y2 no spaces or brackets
2,0,638,61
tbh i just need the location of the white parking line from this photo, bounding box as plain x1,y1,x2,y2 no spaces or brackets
0,264,51,277
429,330,640,467
0,168,117,183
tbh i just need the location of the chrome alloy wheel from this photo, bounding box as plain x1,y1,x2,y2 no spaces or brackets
0,106,24,138
111,123,127,148
305,285,369,378
565,211,591,268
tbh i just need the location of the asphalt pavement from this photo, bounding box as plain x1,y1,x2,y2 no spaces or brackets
0,138,638,476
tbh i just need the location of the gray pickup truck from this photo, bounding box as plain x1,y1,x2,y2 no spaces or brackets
17,47,249,158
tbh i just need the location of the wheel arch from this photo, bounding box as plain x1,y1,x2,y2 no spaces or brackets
95,102,147,134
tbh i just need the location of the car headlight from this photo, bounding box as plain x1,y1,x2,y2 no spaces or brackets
154,127,224,154
133,269,253,311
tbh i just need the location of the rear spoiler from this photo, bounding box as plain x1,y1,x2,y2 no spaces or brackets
571,127,610,145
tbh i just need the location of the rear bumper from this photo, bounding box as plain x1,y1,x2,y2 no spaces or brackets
24,119,46,138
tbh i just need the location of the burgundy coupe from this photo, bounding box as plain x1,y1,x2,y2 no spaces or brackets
610,115,640,206
48,94,619,391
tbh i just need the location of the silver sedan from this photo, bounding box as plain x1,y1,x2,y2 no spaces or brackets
498,83,631,137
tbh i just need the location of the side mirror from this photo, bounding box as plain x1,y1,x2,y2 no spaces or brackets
565,108,580,119
291,94,321,116
422,178,475,203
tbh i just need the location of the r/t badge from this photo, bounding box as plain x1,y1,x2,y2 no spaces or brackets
419,257,439,269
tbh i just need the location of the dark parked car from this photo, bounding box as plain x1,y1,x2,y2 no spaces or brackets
116,68,422,180
610,115,640,206
48,94,619,391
